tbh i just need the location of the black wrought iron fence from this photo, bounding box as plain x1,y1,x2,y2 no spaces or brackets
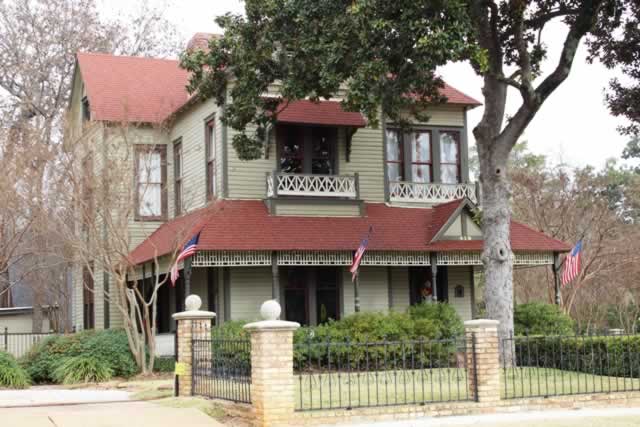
2,328,55,358
501,333,640,399
294,337,473,411
192,336,252,403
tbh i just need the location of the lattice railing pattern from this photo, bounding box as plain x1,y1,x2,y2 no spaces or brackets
192,251,272,267
437,252,483,265
266,172,357,198
389,182,477,204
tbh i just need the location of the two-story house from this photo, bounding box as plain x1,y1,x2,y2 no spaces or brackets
68,34,569,337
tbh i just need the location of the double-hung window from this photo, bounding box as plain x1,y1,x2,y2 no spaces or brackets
409,131,432,183
173,140,182,216
135,145,167,220
205,118,216,199
439,131,460,184
385,129,404,182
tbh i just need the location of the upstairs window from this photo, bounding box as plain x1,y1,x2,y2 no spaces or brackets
205,119,216,199
135,146,167,220
440,131,461,184
278,125,336,174
173,140,182,216
385,129,404,182
410,131,432,183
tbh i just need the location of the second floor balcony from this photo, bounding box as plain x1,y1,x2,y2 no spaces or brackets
266,171,359,199
389,181,478,204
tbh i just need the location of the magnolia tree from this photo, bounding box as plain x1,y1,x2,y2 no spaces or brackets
181,0,639,339
54,123,197,373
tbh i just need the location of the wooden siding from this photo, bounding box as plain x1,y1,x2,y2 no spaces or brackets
447,266,473,321
342,266,389,316
399,105,466,127
274,201,361,217
390,267,410,311
168,97,223,214
338,126,385,202
227,125,277,199
229,267,272,321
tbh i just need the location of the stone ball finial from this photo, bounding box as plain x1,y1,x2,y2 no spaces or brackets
185,294,202,312
260,300,281,321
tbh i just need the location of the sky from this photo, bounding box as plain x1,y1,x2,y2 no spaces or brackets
106,0,632,169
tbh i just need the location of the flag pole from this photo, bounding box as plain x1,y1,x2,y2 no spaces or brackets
553,252,561,306
354,270,361,313
184,257,193,296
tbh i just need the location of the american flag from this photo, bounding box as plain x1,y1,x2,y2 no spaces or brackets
350,226,373,282
561,240,582,287
170,232,201,286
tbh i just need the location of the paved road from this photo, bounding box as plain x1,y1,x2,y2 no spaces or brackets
0,401,221,427
341,407,640,427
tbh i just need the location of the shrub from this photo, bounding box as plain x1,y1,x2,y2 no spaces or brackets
0,351,30,389
52,356,113,384
514,302,575,336
153,357,175,373
409,303,464,339
22,329,138,384
515,335,640,378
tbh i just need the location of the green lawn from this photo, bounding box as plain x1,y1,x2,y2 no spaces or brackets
502,367,640,398
292,367,640,410
295,368,472,410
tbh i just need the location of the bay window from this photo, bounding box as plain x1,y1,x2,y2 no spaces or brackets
410,130,433,183
385,129,404,182
135,145,167,220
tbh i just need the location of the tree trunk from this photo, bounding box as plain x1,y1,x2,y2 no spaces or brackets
477,135,514,346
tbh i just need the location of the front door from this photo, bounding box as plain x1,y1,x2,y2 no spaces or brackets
283,267,340,325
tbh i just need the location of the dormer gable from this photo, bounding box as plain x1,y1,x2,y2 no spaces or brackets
429,198,482,242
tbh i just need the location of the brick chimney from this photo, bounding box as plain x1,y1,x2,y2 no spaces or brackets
186,33,221,52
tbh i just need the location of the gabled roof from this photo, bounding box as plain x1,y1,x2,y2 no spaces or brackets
128,199,570,265
74,52,481,124
76,52,190,123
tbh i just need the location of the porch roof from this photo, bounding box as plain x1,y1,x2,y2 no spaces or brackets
128,199,570,265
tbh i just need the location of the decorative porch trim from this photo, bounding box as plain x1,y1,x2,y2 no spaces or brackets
514,252,554,265
277,251,352,266
192,251,272,267
436,251,554,266
436,252,483,266
361,251,431,266
191,250,553,267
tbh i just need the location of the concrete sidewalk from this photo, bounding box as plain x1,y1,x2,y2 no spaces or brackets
0,388,130,407
340,407,640,427
0,401,221,427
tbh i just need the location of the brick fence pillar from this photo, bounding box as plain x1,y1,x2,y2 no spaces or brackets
244,300,300,427
464,319,500,403
172,294,215,397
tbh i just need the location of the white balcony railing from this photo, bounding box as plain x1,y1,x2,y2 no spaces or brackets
266,172,358,199
389,181,477,204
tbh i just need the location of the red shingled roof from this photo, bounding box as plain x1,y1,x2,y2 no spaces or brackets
76,52,190,123
75,52,481,124
275,100,367,127
128,200,569,265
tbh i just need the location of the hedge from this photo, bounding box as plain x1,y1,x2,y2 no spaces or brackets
513,335,640,378
0,351,30,389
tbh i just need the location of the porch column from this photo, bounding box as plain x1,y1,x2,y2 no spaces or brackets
271,251,280,302
353,273,361,312
430,253,438,301
553,252,561,306
184,257,193,296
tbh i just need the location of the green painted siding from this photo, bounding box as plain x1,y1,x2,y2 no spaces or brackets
342,266,390,316
274,202,360,217
390,267,410,311
447,266,473,321
227,126,277,199
338,127,386,202
229,267,272,321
